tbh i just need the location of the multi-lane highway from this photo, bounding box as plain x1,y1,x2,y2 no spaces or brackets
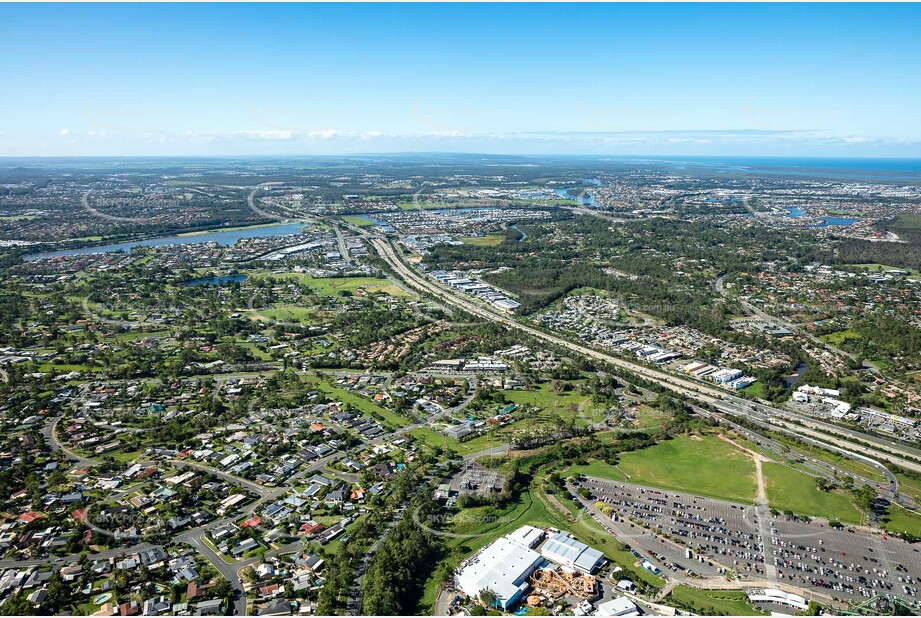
371,236,921,481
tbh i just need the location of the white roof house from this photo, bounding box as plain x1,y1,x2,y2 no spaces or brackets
456,534,544,610
540,532,605,574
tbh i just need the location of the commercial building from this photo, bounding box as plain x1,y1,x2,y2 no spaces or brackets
727,376,756,390
747,588,808,612
540,532,605,574
595,596,640,616
493,298,522,314
456,527,607,610
506,525,545,549
456,535,544,610
711,368,744,384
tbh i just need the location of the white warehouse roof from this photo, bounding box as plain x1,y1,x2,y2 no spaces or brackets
541,532,605,574
595,596,640,616
456,535,544,609
506,525,545,549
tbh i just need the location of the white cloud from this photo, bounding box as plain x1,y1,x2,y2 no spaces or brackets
177,128,483,143
234,129,295,141
58,128,71,136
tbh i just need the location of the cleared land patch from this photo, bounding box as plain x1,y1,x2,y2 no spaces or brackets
881,505,921,537
762,462,862,523
248,272,409,297
341,214,377,226
565,459,627,481
667,585,768,616
460,235,505,247
614,434,758,503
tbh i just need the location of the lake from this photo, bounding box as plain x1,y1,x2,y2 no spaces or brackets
24,222,306,261
783,208,858,227
784,362,809,389
554,188,595,206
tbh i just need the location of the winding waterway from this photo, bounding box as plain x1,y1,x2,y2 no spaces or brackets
24,222,306,261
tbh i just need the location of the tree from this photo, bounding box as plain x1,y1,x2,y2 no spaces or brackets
46,573,70,612
212,578,233,606
479,588,498,609
24,473,41,503
802,600,823,616
853,483,877,513
47,470,68,492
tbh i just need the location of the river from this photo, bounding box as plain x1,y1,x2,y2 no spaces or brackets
181,274,248,287
509,224,528,241
24,222,306,261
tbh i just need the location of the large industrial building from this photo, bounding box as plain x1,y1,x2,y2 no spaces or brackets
456,527,606,610
540,531,606,574
456,535,545,610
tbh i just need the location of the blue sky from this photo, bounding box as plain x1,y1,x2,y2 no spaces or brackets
1,3,919,157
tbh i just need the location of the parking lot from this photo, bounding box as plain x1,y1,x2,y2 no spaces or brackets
575,477,921,609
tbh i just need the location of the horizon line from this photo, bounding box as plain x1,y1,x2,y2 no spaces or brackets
2,152,921,161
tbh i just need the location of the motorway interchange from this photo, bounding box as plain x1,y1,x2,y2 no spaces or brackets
368,234,921,484
9,227,919,616
364,233,921,610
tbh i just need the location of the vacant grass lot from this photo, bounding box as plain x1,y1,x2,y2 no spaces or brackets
308,377,410,429
615,434,758,503
413,383,608,456
565,459,627,481
253,306,314,323
895,473,921,502
762,462,862,523
408,426,505,457
630,404,669,430
460,235,506,247
848,263,921,279
341,214,377,226
821,329,863,346
396,201,447,210
881,506,921,537
740,381,767,398
502,383,606,427
667,585,768,616
249,272,409,297
411,427,511,459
